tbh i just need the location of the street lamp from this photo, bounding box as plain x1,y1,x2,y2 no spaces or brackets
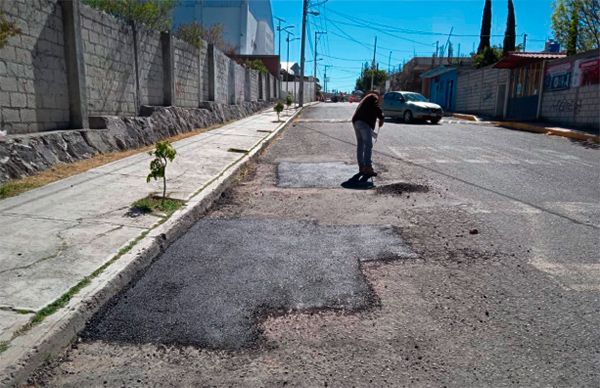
286,35,300,94
298,1,321,107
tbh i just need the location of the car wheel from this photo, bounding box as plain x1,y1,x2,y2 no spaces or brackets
403,110,413,123
430,117,441,124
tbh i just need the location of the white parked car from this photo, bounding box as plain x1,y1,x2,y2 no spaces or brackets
382,91,443,124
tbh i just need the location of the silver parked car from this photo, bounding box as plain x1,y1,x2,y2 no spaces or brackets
382,91,443,124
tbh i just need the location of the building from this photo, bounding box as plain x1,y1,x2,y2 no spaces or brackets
173,0,274,56
390,57,472,95
494,52,566,120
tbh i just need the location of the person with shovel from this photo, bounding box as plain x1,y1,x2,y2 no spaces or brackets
351,91,384,177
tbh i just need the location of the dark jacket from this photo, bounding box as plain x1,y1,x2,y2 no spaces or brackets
351,93,384,129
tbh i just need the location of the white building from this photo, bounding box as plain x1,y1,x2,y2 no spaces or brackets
173,0,274,56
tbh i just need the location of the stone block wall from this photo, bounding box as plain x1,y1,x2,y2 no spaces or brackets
540,51,599,130
0,0,278,136
230,61,245,104
198,44,210,102
136,27,163,106
214,49,230,104
455,66,509,117
81,4,136,116
173,38,199,108
248,70,259,102
0,0,70,134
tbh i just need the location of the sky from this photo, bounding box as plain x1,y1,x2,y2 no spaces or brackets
270,0,555,92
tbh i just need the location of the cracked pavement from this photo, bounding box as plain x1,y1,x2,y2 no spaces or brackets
30,103,600,387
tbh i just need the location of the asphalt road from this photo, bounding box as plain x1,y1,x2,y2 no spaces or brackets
32,103,600,387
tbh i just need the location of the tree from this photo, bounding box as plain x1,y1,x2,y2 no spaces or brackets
146,141,177,204
567,2,579,55
474,46,502,68
503,0,516,55
355,67,388,92
478,0,492,54
174,22,204,49
285,94,293,109
83,0,176,30
551,0,600,53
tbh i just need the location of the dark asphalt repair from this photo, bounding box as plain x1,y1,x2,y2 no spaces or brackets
84,219,416,350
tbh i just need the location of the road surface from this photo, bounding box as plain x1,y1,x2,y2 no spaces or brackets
32,103,600,387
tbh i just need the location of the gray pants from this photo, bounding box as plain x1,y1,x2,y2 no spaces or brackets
353,120,373,166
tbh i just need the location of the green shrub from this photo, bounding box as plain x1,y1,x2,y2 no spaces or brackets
274,102,284,121
247,59,269,74
0,11,21,49
82,0,176,30
146,141,176,203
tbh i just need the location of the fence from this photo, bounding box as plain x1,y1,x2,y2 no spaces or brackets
0,0,280,135
540,50,599,130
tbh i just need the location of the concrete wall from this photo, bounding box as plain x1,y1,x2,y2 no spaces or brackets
0,0,70,134
455,66,510,117
136,27,163,106
0,0,273,136
173,38,200,108
540,51,599,130
281,81,316,104
81,4,137,116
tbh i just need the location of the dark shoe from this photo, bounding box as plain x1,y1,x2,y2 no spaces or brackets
363,165,378,177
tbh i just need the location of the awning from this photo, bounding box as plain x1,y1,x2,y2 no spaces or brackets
420,66,455,79
494,52,566,69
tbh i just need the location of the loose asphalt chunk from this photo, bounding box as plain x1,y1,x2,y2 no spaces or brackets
83,219,416,349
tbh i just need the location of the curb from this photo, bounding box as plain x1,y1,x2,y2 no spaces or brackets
496,121,600,144
452,113,479,122
0,106,306,386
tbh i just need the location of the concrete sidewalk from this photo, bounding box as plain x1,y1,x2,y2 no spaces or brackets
451,113,599,143
0,106,302,383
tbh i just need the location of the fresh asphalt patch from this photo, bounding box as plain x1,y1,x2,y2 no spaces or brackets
83,219,416,350
277,162,358,188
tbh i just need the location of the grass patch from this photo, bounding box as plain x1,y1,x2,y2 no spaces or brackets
131,196,185,217
0,341,8,353
15,229,150,337
0,123,226,200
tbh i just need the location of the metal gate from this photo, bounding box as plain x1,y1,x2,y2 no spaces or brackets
506,95,539,120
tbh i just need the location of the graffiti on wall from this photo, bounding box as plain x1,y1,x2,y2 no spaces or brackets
544,61,571,91
572,57,600,86
545,55,600,91
551,97,582,114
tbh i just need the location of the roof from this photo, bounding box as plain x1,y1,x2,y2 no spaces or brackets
280,61,300,75
420,66,456,79
494,52,566,69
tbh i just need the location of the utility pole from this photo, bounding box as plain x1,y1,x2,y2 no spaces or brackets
314,31,326,97
434,40,439,66
370,36,377,90
298,0,309,107
523,33,528,51
323,65,332,93
457,43,461,58
388,50,392,73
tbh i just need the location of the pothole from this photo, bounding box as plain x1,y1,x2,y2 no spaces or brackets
277,161,358,188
